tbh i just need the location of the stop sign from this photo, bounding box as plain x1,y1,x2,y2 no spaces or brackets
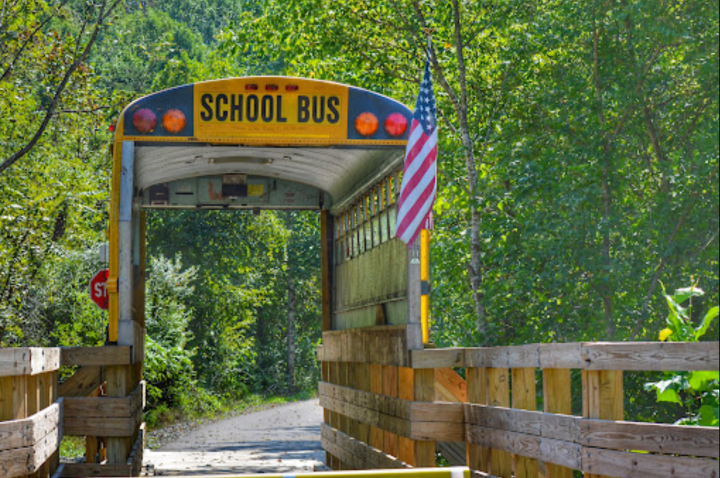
89,269,109,310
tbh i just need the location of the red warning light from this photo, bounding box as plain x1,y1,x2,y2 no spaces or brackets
246,84,259,91
385,113,408,137
266,84,279,91
133,109,156,134
286,85,300,92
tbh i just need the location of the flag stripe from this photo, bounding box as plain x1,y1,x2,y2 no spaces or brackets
395,60,437,246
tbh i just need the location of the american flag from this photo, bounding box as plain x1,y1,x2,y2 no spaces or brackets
395,60,438,246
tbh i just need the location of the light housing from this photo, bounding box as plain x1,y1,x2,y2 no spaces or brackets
133,108,156,134
162,109,187,134
385,113,408,137
355,112,379,137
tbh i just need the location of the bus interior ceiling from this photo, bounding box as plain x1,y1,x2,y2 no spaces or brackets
134,145,405,212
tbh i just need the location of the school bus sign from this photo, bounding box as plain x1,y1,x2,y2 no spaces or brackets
194,78,348,140
120,77,411,146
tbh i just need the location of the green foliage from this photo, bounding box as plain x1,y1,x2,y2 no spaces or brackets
646,285,720,426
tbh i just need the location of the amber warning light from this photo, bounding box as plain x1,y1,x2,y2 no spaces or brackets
162,109,187,134
355,112,379,137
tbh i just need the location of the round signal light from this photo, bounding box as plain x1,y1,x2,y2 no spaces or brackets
385,113,408,137
355,112,379,137
133,108,156,134
162,109,187,134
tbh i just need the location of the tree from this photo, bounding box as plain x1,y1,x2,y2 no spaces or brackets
0,0,123,174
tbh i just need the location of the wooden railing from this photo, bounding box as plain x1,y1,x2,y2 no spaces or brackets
0,348,61,478
319,336,720,478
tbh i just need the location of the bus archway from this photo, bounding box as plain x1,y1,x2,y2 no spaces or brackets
101,77,426,473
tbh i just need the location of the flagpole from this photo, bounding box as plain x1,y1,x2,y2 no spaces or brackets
420,229,431,344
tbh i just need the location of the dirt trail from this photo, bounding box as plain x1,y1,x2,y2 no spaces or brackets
144,400,326,476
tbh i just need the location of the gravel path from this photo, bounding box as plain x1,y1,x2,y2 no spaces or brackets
144,400,326,476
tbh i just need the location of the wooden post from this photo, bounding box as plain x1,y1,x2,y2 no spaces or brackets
105,365,130,464
582,370,624,478
543,369,573,478
488,368,512,478
413,368,436,467
512,368,538,478
466,367,489,473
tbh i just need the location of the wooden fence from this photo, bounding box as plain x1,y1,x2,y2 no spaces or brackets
319,335,720,478
1,347,145,478
0,348,61,478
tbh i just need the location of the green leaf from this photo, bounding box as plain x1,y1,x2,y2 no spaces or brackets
695,306,719,340
688,371,719,391
673,286,705,304
656,388,682,404
697,405,719,427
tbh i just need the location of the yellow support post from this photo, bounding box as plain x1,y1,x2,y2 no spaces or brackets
420,229,431,344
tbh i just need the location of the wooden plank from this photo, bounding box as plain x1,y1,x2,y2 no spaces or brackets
322,326,409,366
539,343,584,369
487,368,511,478
321,424,411,470
105,365,131,464
512,368,538,478
398,367,415,466
583,370,623,478
382,365,399,458
60,347,131,367
58,366,102,398
369,364,384,450
0,403,61,452
467,367,490,474
464,405,579,442
582,342,720,372
59,463,134,477
435,368,467,402
413,368,435,467
0,375,26,421
410,348,466,369
579,419,720,458
63,382,143,419
0,349,60,378
543,369,574,478
582,447,720,478
466,426,582,471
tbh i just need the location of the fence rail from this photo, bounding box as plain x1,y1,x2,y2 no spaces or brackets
319,336,720,478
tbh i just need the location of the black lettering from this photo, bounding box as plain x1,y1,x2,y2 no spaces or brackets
216,94,228,121
261,95,274,122
201,94,214,121
247,95,259,122
298,96,310,123
327,96,340,124
276,96,288,123
230,94,243,122
312,96,326,123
